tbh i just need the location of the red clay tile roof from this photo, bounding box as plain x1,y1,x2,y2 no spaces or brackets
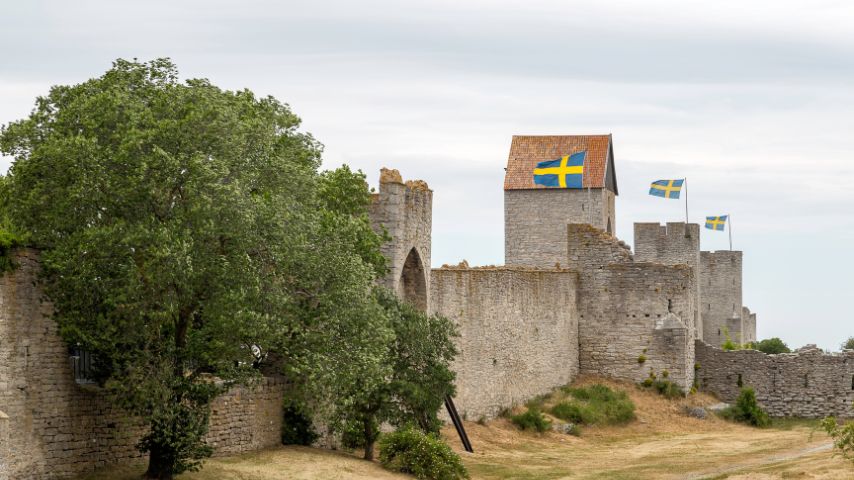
504,135,614,191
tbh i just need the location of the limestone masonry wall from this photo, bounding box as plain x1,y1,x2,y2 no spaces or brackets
370,169,432,311
634,223,702,340
0,251,285,480
700,251,743,345
696,341,854,418
505,189,613,268
741,307,757,344
566,225,696,391
430,267,580,419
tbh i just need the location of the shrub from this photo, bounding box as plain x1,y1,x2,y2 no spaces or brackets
842,337,854,351
821,417,854,463
753,338,791,354
637,354,647,364
719,388,771,427
639,372,685,399
510,408,552,432
551,384,635,425
378,427,469,480
550,402,585,424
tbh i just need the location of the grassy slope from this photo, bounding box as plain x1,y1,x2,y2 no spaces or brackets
78,376,853,480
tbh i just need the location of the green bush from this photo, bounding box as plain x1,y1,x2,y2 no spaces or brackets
719,388,771,427
821,417,854,463
640,372,685,399
753,338,791,354
551,384,635,425
378,427,469,480
510,408,552,432
842,337,854,351
550,402,585,424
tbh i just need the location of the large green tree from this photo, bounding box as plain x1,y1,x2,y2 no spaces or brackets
0,59,387,479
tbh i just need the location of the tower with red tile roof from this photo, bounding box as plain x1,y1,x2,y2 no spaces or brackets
504,135,618,268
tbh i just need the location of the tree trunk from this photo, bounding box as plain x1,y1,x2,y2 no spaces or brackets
145,445,174,480
363,417,376,461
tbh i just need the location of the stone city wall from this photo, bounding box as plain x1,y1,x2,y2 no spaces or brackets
567,224,696,391
0,250,285,480
696,341,854,418
430,267,580,419
369,169,432,311
634,222,702,340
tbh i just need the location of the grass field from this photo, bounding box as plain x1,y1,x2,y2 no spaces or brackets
78,377,853,480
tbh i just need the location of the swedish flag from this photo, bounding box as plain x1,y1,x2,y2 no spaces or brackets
705,215,728,231
533,151,585,188
649,179,684,199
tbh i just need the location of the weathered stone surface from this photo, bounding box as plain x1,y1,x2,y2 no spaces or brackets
567,224,696,391
0,251,285,480
430,267,580,419
370,174,432,311
505,188,616,268
700,251,746,345
696,340,854,418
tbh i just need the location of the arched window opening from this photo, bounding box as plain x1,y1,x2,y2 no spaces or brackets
399,247,427,311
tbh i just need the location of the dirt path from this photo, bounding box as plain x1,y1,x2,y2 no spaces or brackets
686,443,834,480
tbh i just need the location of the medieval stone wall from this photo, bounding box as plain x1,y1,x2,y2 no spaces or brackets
0,251,285,480
369,169,432,311
634,222,702,340
566,225,696,391
430,267,580,419
741,306,757,344
504,188,614,268
696,341,854,418
700,251,743,345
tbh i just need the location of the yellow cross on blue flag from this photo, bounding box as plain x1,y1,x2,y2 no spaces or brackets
705,215,728,231
649,179,684,199
533,151,585,188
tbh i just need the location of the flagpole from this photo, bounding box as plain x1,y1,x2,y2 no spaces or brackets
728,213,733,251
684,178,689,225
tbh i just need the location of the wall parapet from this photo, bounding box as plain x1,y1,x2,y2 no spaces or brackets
695,340,854,418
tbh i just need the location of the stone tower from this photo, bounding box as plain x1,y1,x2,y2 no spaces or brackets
700,250,743,345
368,168,433,311
633,222,702,339
504,135,618,268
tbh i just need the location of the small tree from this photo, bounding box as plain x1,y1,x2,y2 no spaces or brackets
753,338,791,354
842,337,854,351
821,417,854,463
334,288,459,460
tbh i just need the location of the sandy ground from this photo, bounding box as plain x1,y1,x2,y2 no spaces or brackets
78,377,854,480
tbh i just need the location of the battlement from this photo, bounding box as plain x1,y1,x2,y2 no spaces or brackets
634,222,701,263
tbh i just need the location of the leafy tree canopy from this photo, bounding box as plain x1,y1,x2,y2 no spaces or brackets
0,58,388,479
752,337,791,354
842,337,854,351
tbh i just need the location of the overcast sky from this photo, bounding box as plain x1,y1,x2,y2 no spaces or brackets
2,0,852,350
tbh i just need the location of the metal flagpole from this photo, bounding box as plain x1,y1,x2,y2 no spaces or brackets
684,178,689,225
728,213,733,251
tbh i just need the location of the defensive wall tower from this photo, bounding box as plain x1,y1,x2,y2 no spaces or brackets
633,222,702,340
741,306,757,344
368,168,433,312
700,250,743,345
504,135,618,268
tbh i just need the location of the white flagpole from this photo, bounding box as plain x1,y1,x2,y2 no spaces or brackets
684,178,689,225
728,213,733,251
